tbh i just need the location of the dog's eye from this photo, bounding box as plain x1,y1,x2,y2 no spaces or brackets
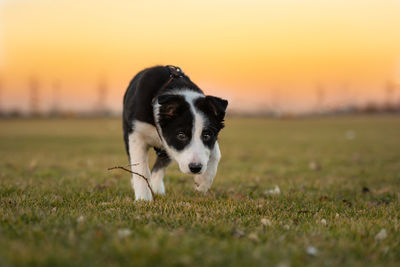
202,131,212,142
176,132,188,141
202,134,211,141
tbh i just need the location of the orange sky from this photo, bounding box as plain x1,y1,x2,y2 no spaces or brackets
1,0,400,113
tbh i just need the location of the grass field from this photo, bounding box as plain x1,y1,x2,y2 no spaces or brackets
0,116,399,266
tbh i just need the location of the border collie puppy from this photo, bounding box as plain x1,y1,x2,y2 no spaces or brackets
123,65,228,201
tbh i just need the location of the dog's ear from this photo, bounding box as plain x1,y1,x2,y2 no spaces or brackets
205,96,228,121
157,94,183,118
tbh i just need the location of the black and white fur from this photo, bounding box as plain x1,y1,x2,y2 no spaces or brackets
123,66,228,201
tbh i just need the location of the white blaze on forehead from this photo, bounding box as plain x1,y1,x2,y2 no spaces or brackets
178,90,205,144
189,104,206,162
180,90,210,170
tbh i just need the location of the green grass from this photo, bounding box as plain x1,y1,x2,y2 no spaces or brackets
0,116,399,266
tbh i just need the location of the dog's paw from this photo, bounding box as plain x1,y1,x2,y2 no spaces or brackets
135,194,153,201
134,187,153,201
194,175,212,193
151,180,165,195
194,182,210,193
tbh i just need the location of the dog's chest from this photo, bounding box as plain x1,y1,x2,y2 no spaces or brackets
133,120,163,148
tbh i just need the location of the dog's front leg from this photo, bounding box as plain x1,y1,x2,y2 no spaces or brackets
194,142,221,193
150,151,171,195
128,133,152,201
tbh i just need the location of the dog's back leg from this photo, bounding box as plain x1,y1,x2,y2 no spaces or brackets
128,133,153,201
150,149,171,195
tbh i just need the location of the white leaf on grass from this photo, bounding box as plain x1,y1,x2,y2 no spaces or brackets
77,215,84,223
232,228,245,238
375,229,387,241
248,232,259,242
308,161,320,171
345,130,356,140
117,228,132,238
265,185,280,196
306,246,318,256
261,218,272,226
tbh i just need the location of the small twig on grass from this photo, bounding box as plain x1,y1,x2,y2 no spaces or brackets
107,164,155,200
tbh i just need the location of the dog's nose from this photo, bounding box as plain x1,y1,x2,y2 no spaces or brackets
189,163,202,174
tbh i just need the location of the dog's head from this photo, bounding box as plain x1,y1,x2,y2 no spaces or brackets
154,91,228,175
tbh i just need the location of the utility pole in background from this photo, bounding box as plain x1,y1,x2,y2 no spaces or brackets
95,75,108,116
341,82,352,110
29,76,40,116
50,79,61,115
385,81,395,109
315,83,325,112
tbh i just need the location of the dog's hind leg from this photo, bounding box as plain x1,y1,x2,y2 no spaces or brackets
150,148,171,195
128,133,153,201
194,142,221,193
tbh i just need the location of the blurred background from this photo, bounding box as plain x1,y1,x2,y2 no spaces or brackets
1,0,400,117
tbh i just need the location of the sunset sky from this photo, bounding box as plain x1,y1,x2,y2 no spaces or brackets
1,0,400,113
